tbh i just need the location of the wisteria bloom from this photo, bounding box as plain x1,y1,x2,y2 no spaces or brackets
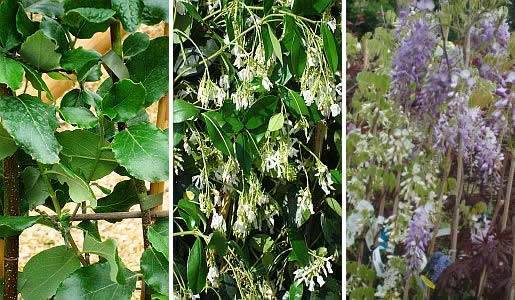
404,205,433,273
470,16,510,55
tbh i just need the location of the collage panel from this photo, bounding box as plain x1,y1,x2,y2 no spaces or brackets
172,0,343,298
347,0,514,299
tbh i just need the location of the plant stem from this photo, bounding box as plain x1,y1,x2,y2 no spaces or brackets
450,141,464,262
501,154,514,231
132,178,152,300
38,163,62,216
3,152,19,300
511,215,515,300
403,274,412,300
109,20,123,58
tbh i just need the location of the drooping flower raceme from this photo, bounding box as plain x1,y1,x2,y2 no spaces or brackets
404,205,433,273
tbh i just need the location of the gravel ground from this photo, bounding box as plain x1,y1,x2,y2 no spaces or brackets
16,23,168,299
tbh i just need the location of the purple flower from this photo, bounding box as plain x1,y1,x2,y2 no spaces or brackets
474,126,504,185
391,18,437,109
405,206,433,273
470,17,510,55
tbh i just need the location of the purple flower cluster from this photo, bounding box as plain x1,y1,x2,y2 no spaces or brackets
474,126,504,185
391,18,437,109
428,251,451,281
405,206,433,273
414,64,454,116
470,17,510,55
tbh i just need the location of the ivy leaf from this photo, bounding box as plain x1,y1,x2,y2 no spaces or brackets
123,32,150,57
40,17,69,52
0,55,25,91
83,234,125,284
22,0,64,18
0,125,17,160
0,216,40,238
112,0,143,32
21,166,49,210
147,220,169,258
127,36,169,105
95,180,139,214
112,123,169,182
101,79,146,121
16,5,38,38
283,16,306,78
321,23,338,73
55,263,137,300
56,130,117,181
141,0,168,25
187,238,207,295
0,94,61,164
51,163,97,208
0,0,22,50
173,99,199,123
20,30,62,71
141,247,169,295
267,113,284,132
19,246,81,300
202,111,234,157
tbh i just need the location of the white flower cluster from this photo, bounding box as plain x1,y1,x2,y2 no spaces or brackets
197,72,226,108
374,257,404,299
315,159,335,195
293,250,335,291
346,200,375,246
261,137,296,181
295,187,313,227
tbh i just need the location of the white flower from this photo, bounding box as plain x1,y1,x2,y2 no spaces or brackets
295,188,313,227
327,18,336,32
211,210,226,232
237,67,253,82
316,275,325,286
330,103,341,117
262,76,272,91
301,90,315,106
207,265,220,287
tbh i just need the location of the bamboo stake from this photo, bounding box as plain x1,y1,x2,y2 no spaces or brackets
149,23,169,210
501,155,514,231
3,153,19,300
450,142,464,262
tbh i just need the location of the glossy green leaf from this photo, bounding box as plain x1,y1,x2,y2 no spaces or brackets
19,246,81,300
321,23,338,73
325,197,341,216
0,55,24,91
22,0,64,18
16,6,38,38
207,231,227,256
20,30,62,71
141,0,168,25
245,96,278,129
21,63,54,100
268,113,284,132
112,0,143,32
60,89,100,108
141,247,169,295
62,8,113,39
262,24,282,65
95,180,139,214
289,231,309,266
101,50,130,80
112,123,168,182
60,107,98,129
0,0,22,50
83,234,125,283
289,281,304,300
203,111,234,156
51,163,97,207
187,238,207,294
147,220,169,258
101,79,146,121
282,87,309,117
173,99,199,123
40,17,69,51
21,166,49,210
56,130,118,181
235,132,258,174
55,262,137,300
0,94,61,164
0,125,17,160
61,47,101,81
283,16,306,78
127,36,169,105
123,32,150,57
0,216,40,237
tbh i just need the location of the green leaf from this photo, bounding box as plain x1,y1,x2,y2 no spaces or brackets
20,30,62,71
112,0,143,32
60,89,99,108
141,0,168,25
127,36,169,105
178,199,206,230
289,230,310,266
147,220,169,258
112,122,168,182
289,281,304,300
16,6,38,38
101,50,130,80
187,238,207,294
64,7,115,23
123,32,150,57
0,125,17,160
60,107,98,129
262,25,282,65
235,132,256,175
21,63,54,100
19,246,81,300
245,96,278,129
56,130,118,181
83,234,125,283
0,0,22,50
101,79,146,121
22,166,49,210
0,94,61,164
202,111,234,156
283,16,306,78
95,180,139,214
22,0,64,18
40,17,69,51
60,47,101,81
141,247,169,295
325,197,341,216
55,262,137,300
263,0,272,14
207,231,227,256
173,99,199,123
267,113,284,132
282,87,309,117
0,55,24,91
321,23,338,73
0,216,40,237
51,163,96,207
